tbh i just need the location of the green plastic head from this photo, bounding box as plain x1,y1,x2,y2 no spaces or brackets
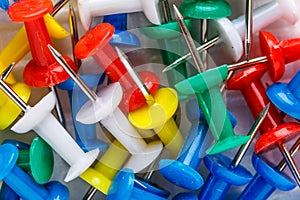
30,137,54,184
180,0,232,19
139,19,193,40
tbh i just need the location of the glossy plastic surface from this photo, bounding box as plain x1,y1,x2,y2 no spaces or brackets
180,0,232,19
198,154,253,200
238,153,296,200
267,69,300,120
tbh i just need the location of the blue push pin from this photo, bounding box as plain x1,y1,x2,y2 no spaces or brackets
267,69,300,120
103,13,140,47
107,168,169,200
57,74,108,152
198,105,270,200
238,138,299,200
159,99,237,190
0,182,19,200
0,143,69,200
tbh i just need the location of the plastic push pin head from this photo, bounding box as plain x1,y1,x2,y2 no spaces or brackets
8,0,78,87
77,0,161,30
2,137,54,184
0,0,8,11
0,144,69,200
107,168,167,200
180,0,232,19
266,66,300,120
74,23,160,112
103,13,140,46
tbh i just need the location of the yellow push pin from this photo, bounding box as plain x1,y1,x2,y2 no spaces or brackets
0,63,31,130
115,47,184,158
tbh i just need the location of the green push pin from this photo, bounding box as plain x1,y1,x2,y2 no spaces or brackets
2,137,54,184
171,5,266,155
180,0,232,19
139,0,193,89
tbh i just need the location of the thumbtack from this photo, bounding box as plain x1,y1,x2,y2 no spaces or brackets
198,104,269,200
107,168,168,200
207,0,298,64
49,44,163,172
267,69,300,120
227,63,300,187
158,99,238,190
0,182,19,200
0,0,69,86
103,13,140,46
173,192,198,200
77,0,161,30
74,23,160,112
0,0,8,10
139,0,193,87
0,63,100,182
115,46,184,158
238,138,300,200
0,63,31,130
172,5,264,155
2,137,54,184
0,143,69,200
7,0,78,87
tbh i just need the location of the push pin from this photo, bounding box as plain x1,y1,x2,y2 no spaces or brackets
2,137,54,184
77,0,161,30
103,13,140,46
0,0,70,86
170,5,269,154
207,0,298,64
7,0,77,87
227,63,300,187
198,104,269,200
173,192,198,200
267,69,300,120
0,182,19,200
159,99,238,190
139,0,192,86
49,44,163,172
0,0,8,10
115,47,184,158
0,64,100,182
74,23,160,112
238,138,300,200
0,143,69,200
107,168,168,200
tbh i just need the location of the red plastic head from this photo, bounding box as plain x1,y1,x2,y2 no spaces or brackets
259,31,285,82
255,122,300,154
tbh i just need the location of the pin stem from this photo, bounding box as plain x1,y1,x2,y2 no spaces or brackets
173,4,205,73
50,0,69,16
277,137,300,172
82,186,97,200
278,142,300,187
159,0,172,23
162,36,219,72
229,104,270,169
115,47,155,105
47,45,98,102
69,4,81,68
227,56,267,71
245,0,253,61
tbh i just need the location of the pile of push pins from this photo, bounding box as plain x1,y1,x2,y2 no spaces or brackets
0,0,300,199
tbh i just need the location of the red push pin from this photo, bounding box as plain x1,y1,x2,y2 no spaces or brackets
74,23,160,112
227,63,300,187
7,0,77,87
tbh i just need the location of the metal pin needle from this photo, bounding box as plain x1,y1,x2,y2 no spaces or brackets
245,0,253,61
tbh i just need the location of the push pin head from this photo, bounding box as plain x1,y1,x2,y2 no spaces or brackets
267,70,300,120
180,0,232,19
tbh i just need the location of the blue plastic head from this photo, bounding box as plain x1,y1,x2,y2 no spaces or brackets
173,192,198,200
0,144,18,180
0,0,9,11
2,139,30,150
45,181,70,200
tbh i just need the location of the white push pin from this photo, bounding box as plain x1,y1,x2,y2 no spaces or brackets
0,64,100,183
48,45,163,173
77,0,161,30
208,0,298,63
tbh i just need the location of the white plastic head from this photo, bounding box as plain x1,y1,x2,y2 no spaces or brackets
78,0,161,30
